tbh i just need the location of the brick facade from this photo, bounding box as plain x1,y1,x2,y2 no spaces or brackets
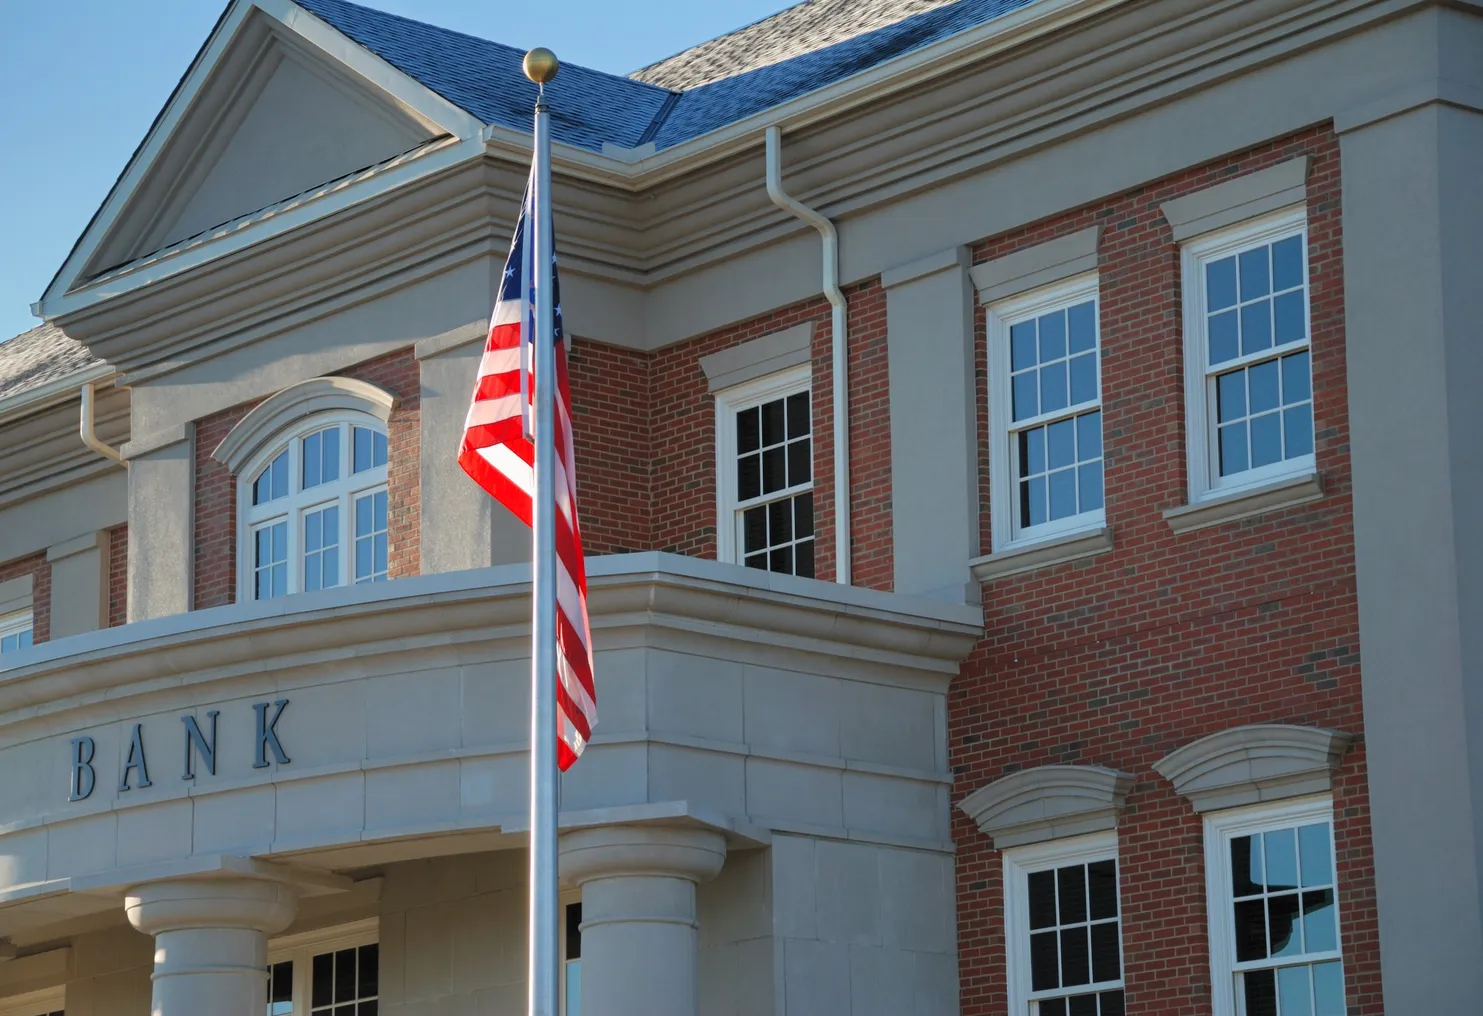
951,126,1380,1014
0,551,49,644
192,348,421,608
107,524,128,628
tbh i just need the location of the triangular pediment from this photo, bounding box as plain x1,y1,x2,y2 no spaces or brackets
43,0,484,313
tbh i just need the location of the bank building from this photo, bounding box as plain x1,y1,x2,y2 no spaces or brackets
0,0,1479,1013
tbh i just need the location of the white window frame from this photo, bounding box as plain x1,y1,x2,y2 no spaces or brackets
986,273,1105,552
713,363,814,569
266,918,378,1016
0,610,34,654
1204,794,1343,1016
1003,829,1124,1015
1181,206,1314,503
235,411,390,602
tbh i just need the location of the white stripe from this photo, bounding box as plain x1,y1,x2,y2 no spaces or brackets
557,652,598,722
478,346,523,379
558,711,587,758
476,443,534,497
465,394,524,428
556,558,588,651
490,298,524,329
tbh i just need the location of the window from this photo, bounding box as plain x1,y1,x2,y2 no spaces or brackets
564,900,582,1016
266,922,378,1016
1205,797,1344,1016
0,611,33,654
239,415,390,601
986,275,1105,551
1004,831,1124,1016
714,365,815,578
1182,209,1314,500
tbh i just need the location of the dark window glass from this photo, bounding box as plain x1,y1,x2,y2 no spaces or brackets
312,952,333,1008
1028,870,1057,930
761,400,785,446
737,408,760,453
334,949,356,1004
768,499,792,544
358,944,379,1000
1039,999,1067,1016
1090,922,1120,983
566,901,583,960
1232,836,1263,897
1087,860,1117,920
1060,927,1090,986
786,392,809,437
1067,993,1097,1016
738,454,761,501
762,446,787,494
743,507,767,553
1099,990,1125,1016
1234,899,1269,962
1243,969,1277,1016
769,545,793,573
1058,866,1087,924
1268,893,1302,957
1030,930,1060,991
794,493,814,538
787,440,810,487
794,540,814,579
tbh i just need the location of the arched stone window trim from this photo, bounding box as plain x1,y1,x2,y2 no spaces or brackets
959,764,1134,848
211,376,398,474
1153,723,1353,813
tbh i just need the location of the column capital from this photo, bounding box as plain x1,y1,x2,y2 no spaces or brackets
125,877,299,937
559,823,726,887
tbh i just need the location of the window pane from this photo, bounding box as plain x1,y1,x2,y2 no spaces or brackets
1250,412,1282,469
1068,301,1096,353
303,430,321,488
1209,310,1239,365
1011,321,1038,371
795,492,814,538
1240,300,1272,356
312,952,333,1007
738,454,761,501
1047,418,1076,469
787,440,810,487
794,539,814,579
270,961,294,1004
1039,310,1067,361
1069,352,1097,405
1078,461,1103,513
1068,994,1096,1016
1272,235,1304,291
1284,406,1314,458
769,545,793,574
1302,890,1337,953
1268,893,1302,957
761,399,785,446
1234,898,1268,961
1278,964,1314,1016
762,447,786,494
1029,870,1057,930
1298,823,1332,887
1239,246,1270,301
1086,860,1117,919
1217,371,1246,423
1242,968,1277,1016
743,507,767,553
1013,371,1039,422
1232,836,1263,897
1312,961,1344,1016
737,408,760,453
1099,990,1125,1016
1265,829,1299,890
786,392,809,437
1274,290,1306,345
326,427,342,480
1090,921,1119,982
1048,469,1077,522
768,499,792,543
1030,930,1059,990
1219,423,1248,476
1058,865,1087,924
1249,360,1279,414
1282,351,1312,404
335,948,356,1003
374,534,387,576
1039,999,1067,1016
1021,476,1047,528
1040,361,1069,414
1059,926,1090,985
566,902,583,960
1076,411,1102,461
1020,428,1046,476
358,944,379,999
745,553,767,570
1206,257,1237,311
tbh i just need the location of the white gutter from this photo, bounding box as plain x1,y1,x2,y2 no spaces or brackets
765,125,850,587
80,381,124,465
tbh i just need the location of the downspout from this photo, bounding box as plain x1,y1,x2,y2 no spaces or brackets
80,381,124,465
765,125,850,586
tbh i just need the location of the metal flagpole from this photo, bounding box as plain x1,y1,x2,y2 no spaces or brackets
523,47,561,1016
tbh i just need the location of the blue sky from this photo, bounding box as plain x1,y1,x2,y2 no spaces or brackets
0,0,786,342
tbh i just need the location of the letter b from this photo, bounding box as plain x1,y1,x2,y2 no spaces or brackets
70,736,96,801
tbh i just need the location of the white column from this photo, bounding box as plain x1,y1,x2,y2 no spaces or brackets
125,877,298,1016
559,824,727,1016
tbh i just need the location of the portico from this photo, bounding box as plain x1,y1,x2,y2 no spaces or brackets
0,554,979,1015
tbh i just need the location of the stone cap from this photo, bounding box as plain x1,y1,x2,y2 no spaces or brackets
1153,723,1353,813
959,764,1134,849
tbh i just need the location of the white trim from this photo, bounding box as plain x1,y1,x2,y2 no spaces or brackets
1003,830,1122,1015
235,410,390,602
213,376,397,473
1203,795,1342,1016
713,363,813,568
0,611,35,655
0,986,64,1016
986,272,1105,556
266,917,379,1016
1179,206,1315,507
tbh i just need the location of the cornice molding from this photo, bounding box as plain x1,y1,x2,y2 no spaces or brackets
959,764,1135,848
0,553,983,741
1153,723,1355,812
210,375,398,472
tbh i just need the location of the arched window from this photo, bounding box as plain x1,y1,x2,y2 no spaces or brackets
210,376,399,603
239,414,389,600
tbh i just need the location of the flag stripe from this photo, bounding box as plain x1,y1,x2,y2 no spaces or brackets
458,178,596,772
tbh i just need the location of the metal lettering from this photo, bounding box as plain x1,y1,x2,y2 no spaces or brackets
252,699,290,769
69,736,96,801
119,723,152,791
182,710,220,780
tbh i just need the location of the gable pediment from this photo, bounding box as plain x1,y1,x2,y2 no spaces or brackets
42,0,484,316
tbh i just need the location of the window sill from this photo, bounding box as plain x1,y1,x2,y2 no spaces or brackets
1163,471,1323,534
969,526,1113,583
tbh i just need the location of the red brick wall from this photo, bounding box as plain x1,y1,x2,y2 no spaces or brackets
192,348,421,608
0,551,49,644
568,339,654,555
952,125,1379,1015
107,524,128,627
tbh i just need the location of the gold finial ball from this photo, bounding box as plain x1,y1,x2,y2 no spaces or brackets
523,48,559,85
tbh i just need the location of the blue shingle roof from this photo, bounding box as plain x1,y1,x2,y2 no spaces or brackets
292,0,1040,154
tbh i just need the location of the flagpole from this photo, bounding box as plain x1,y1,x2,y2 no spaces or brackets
524,47,561,1016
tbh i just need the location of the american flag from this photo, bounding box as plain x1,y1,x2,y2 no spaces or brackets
459,178,597,771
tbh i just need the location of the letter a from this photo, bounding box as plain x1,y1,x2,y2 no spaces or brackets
119,723,152,791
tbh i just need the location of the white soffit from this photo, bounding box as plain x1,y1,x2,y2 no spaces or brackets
38,0,486,320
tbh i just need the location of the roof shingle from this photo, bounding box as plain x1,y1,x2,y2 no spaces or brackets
0,323,101,404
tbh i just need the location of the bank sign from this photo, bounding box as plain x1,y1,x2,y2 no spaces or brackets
67,699,291,801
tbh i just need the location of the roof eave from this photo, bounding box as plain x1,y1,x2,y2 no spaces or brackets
0,364,118,426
